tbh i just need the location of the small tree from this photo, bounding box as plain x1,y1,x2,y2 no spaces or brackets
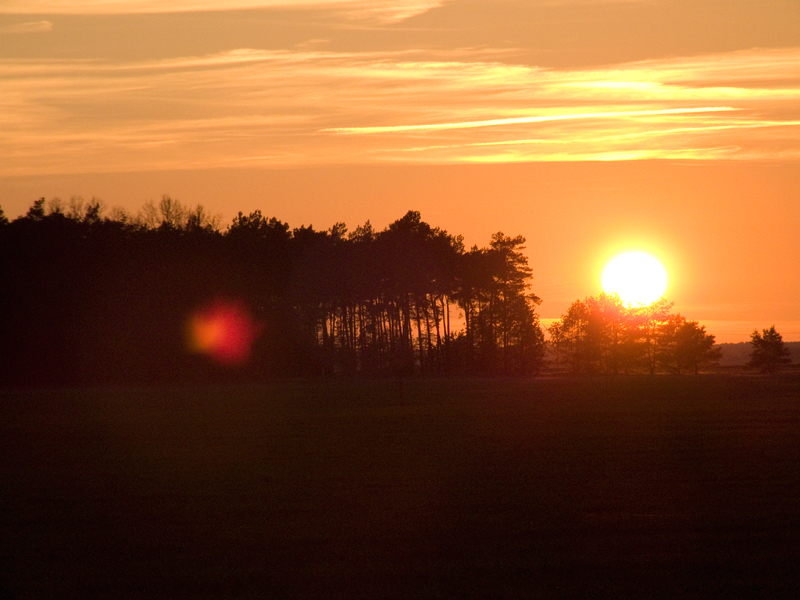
748,326,791,373
657,315,721,374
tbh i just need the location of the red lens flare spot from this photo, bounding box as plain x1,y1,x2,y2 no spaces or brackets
187,300,260,366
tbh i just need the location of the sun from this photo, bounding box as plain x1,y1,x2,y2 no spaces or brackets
602,252,668,307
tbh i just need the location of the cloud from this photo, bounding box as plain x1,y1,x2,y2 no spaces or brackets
0,1,443,21
324,107,739,134
1,46,799,175
0,20,53,34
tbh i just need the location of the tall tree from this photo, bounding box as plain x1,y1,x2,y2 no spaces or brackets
454,233,544,374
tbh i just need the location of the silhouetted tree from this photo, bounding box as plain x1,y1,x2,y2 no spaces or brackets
26,197,46,220
632,298,674,375
157,195,186,229
83,198,105,224
550,294,719,375
547,320,566,372
748,326,791,373
552,294,638,374
67,196,85,220
656,315,721,374
554,299,594,373
586,293,641,374
453,232,544,374
488,233,543,373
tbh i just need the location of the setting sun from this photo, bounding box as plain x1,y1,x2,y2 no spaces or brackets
602,252,668,307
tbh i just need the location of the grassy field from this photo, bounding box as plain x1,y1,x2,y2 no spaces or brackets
2,375,799,599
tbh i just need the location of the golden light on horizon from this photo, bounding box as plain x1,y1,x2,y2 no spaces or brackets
602,252,668,307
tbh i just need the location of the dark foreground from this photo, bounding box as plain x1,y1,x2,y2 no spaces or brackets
2,376,799,599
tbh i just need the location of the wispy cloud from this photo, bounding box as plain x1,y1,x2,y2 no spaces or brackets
0,1,443,21
1,46,799,175
325,107,739,134
0,20,53,34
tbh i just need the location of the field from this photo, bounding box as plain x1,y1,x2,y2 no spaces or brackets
2,375,799,599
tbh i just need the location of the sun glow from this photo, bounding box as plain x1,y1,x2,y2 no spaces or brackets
602,252,668,307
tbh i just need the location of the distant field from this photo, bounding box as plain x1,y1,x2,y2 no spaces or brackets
2,376,799,599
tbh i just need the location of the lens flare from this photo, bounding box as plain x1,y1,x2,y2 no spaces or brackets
187,300,259,366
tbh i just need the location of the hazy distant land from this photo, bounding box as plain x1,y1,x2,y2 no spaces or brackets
718,341,800,367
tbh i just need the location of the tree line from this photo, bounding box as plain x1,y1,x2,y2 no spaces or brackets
547,296,720,375
0,197,545,385
0,197,790,387
546,295,792,376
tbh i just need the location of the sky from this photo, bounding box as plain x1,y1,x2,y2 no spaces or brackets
2,0,799,341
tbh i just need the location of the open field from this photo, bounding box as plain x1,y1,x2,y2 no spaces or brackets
2,375,799,599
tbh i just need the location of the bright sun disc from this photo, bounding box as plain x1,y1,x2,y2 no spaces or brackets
602,252,668,306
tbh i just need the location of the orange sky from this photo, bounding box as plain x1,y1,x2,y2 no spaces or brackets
2,0,799,341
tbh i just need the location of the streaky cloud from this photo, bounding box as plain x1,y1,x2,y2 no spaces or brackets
379,121,800,154
0,1,443,21
1,46,799,175
323,107,740,134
